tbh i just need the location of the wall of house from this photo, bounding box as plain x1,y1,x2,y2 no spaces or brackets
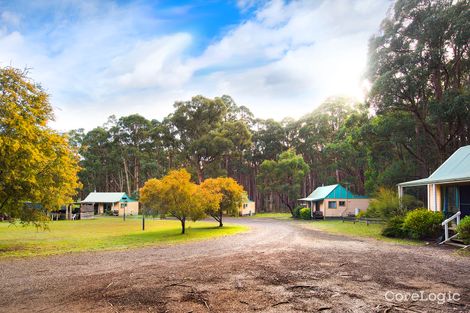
321,198,370,217
240,202,256,216
427,184,442,212
114,201,139,216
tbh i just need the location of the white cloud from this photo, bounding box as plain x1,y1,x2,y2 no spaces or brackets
0,0,391,131
1,11,20,29
184,0,391,119
236,0,262,11
113,33,193,89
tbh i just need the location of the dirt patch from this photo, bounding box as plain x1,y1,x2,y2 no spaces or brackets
0,218,469,312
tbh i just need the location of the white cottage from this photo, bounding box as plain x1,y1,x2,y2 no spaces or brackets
80,192,139,218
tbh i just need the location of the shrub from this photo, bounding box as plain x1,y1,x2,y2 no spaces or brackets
367,187,422,219
403,209,443,239
382,216,406,238
299,207,311,220
356,210,366,219
293,205,303,218
457,216,470,244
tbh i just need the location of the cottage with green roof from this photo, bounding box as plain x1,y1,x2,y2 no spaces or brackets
298,184,369,218
398,145,470,244
80,192,139,218
398,145,470,218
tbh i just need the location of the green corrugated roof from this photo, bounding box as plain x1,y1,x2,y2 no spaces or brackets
81,192,136,203
298,184,368,202
399,145,470,187
299,185,338,201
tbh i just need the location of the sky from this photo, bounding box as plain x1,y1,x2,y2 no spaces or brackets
0,0,392,131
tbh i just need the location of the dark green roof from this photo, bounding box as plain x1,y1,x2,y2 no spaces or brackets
399,145,470,187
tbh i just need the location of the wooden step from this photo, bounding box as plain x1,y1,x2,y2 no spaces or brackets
451,238,467,244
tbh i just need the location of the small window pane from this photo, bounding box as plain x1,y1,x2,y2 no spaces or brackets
339,201,345,207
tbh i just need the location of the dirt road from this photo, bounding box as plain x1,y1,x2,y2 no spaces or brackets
0,218,469,312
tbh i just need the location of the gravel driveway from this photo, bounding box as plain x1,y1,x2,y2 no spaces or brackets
0,218,469,313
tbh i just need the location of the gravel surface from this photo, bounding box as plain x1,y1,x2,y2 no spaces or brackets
0,218,469,313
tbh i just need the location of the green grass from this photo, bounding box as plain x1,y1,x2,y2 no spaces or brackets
456,249,470,257
303,220,422,245
0,217,248,258
245,212,292,219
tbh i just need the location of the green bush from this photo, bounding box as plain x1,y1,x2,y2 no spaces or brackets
293,205,303,218
457,216,470,244
403,208,443,239
382,216,406,238
299,207,311,220
356,210,366,219
366,187,422,219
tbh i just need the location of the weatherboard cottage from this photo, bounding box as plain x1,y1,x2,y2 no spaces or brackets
298,184,369,218
80,192,139,218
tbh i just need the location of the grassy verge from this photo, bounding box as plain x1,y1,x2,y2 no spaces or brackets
0,217,247,258
303,220,422,245
245,212,292,219
456,249,470,257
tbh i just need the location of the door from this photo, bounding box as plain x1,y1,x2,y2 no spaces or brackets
459,185,470,218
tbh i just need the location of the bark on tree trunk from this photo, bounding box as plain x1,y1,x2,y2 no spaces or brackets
123,157,131,195
219,210,223,227
190,156,205,183
197,166,204,184
181,217,186,234
134,157,140,194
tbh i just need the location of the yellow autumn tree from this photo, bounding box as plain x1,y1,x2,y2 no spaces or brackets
200,177,245,227
140,169,217,234
0,67,81,226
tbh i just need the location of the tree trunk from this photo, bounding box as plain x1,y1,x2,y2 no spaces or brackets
196,166,204,184
122,157,131,195
279,193,294,216
134,157,140,194
219,210,223,227
181,217,186,234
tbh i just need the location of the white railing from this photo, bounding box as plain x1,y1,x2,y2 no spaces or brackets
441,211,461,244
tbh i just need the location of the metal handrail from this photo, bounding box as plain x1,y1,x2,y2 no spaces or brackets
441,211,461,243
441,211,461,226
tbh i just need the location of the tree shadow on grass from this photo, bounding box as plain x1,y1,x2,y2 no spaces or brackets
107,225,243,247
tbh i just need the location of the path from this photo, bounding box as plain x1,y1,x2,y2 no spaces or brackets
0,218,469,312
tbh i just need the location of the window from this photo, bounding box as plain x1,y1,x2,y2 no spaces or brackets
328,201,337,209
339,201,345,207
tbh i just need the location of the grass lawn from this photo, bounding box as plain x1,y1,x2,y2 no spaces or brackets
303,220,422,245
0,217,247,258
246,212,292,219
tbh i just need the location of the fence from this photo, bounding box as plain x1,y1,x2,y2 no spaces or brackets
341,216,385,225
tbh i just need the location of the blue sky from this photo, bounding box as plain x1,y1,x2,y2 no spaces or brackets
0,0,392,130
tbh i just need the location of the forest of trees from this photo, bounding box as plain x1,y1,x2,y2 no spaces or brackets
68,0,469,212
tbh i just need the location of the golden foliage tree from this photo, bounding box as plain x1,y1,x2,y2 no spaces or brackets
200,177,245,227
0,67,81,225
140,169,216,234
